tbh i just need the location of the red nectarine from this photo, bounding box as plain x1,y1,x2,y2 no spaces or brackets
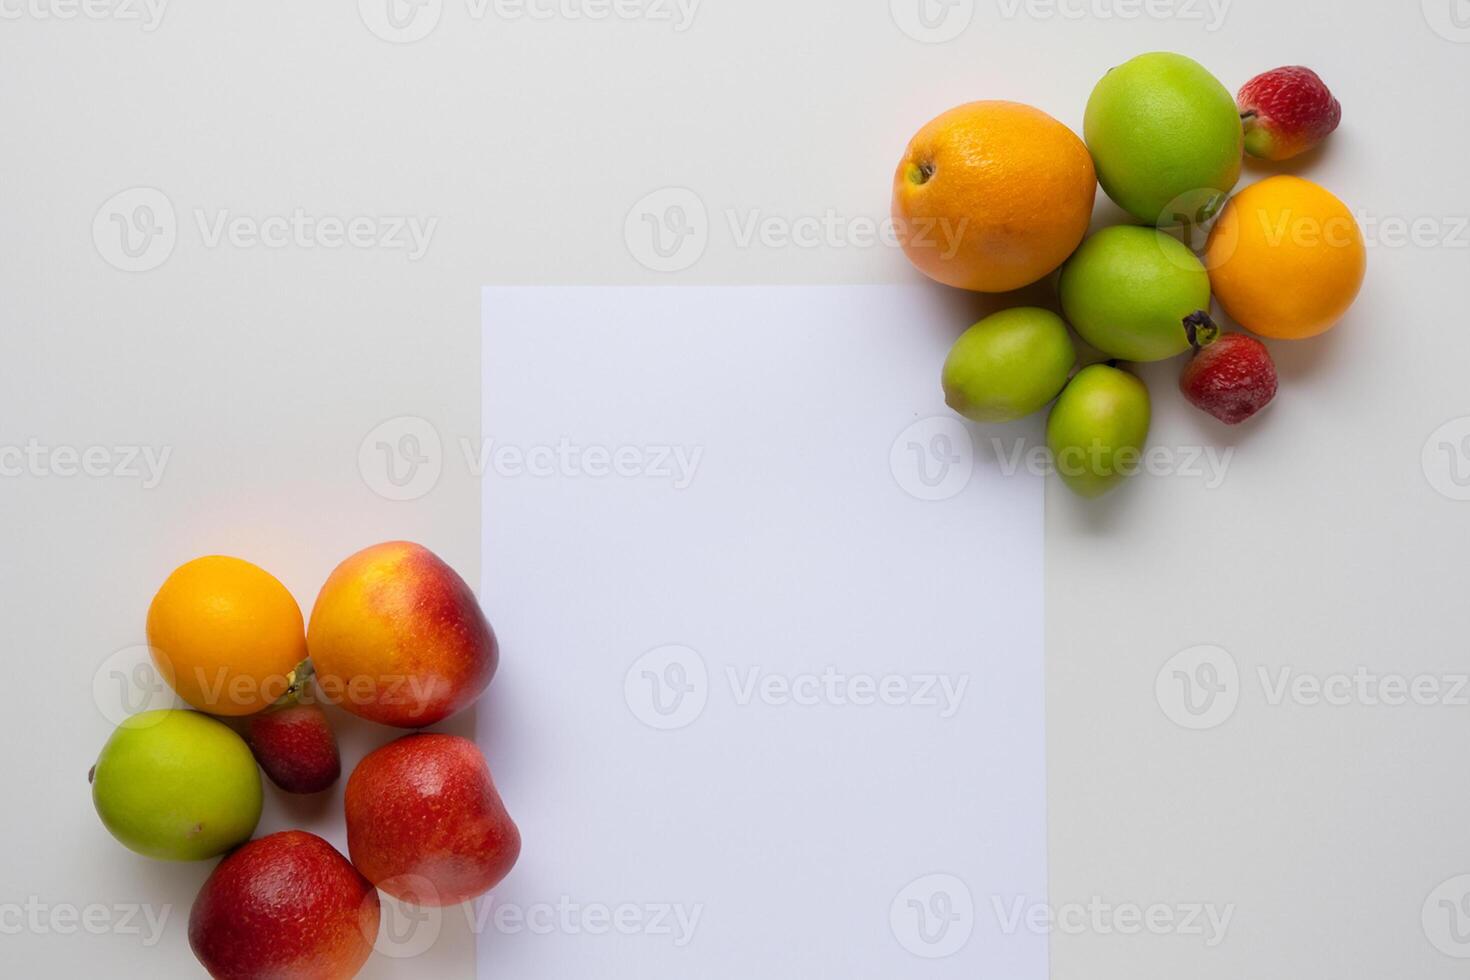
345,734,520,907
307,542,497,728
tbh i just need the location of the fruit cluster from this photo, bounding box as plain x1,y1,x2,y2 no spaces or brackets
90,543,517,978
894,54,1362,497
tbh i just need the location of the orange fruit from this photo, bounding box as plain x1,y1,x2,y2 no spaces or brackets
1205,176,1366,339
147,556,307,716
892,101,1096,293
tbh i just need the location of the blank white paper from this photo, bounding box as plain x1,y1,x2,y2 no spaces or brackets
478,285,1047,979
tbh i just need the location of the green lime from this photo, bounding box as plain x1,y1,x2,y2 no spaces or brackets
1059,226,1212,362
942,307,1077,422
1047,364,1152,499
1084,52,1242,226
91,710,262,861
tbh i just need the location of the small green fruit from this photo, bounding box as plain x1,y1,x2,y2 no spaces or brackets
1084,52,1243,226
942,307,1077,422
1046,364,1151,498
91,710,262,861
1059,226,1213,362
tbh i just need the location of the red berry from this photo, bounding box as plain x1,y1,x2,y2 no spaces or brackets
1179,333,1278,425
246,700,341,794
1238,66,1341,161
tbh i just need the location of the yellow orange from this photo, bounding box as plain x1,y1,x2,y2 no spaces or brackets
892,101,1096,293
1205,176,1366,339
146,556,306,716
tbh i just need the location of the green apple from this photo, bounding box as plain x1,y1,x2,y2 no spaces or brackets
1059,226,1214,362
1046,364,1151,498
91,710,262,861
942,307,1076,422
1084,52,1243,226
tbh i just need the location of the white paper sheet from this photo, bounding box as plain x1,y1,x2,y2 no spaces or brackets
478,285,1047,978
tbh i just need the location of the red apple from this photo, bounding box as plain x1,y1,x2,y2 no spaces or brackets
189,830,378,980
345,734,520,906
307,542,498,728
1238,66,1341,161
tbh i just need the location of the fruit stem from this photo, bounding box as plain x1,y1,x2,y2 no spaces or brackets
1183,311,1220,352
270,658,317,710
1240,110,1258,122
906,161,935,186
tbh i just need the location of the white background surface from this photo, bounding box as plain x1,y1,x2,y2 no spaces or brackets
3,1,1469,978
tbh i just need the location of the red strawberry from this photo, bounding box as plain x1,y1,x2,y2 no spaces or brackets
247,699,341,794
1238,67,1341,161
1180,332,1278,425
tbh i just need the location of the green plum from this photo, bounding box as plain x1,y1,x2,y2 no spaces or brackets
1058,226,1215,362
1046,364,1151,498
942,307,1077,422
91,710,262,861
1084,52,1243,226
